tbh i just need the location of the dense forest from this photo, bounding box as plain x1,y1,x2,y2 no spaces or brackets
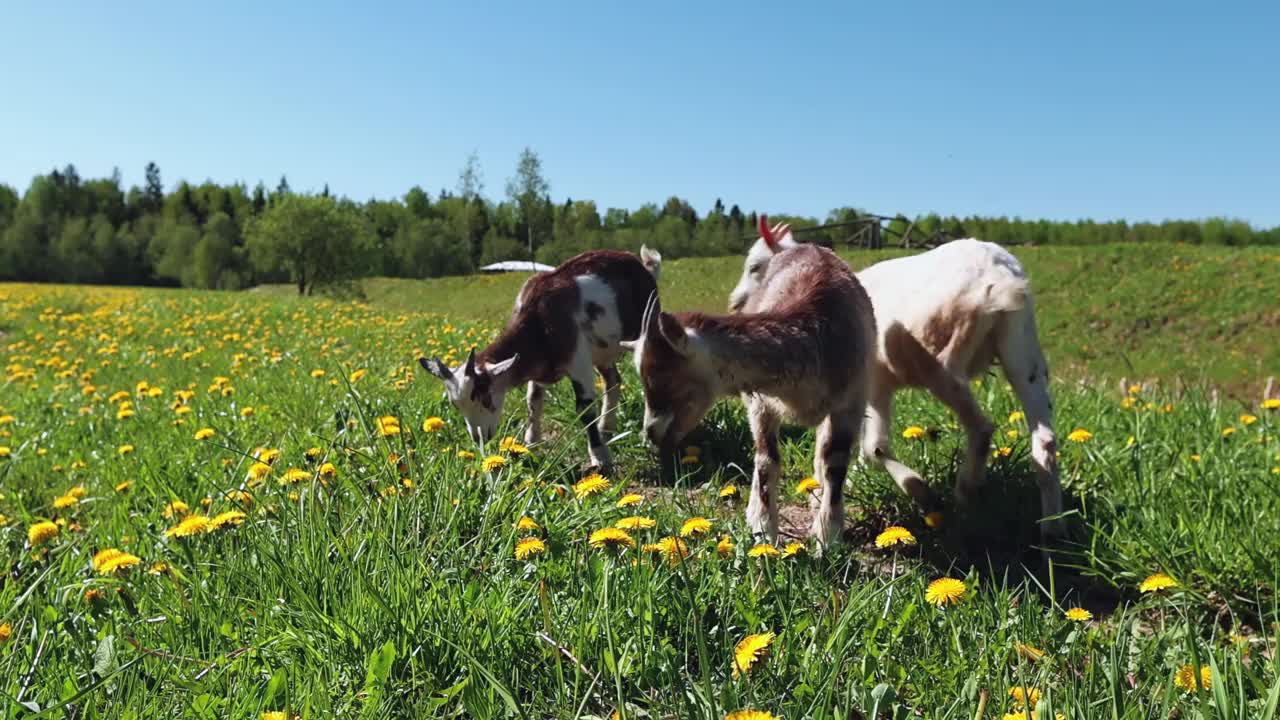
1,149,1275,293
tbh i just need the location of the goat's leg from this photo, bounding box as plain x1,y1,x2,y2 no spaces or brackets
923,371,993,509
812,412,859,552
861,382,941,510
998,307,1064,541
524,382,545,445
745,400,781,542
569,354,611,472
597,365,621,439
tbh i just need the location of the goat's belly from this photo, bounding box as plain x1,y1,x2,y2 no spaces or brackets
750,393,832,428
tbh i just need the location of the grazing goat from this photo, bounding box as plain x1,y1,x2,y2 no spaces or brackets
729,220,1064,540
624,230,875,549
420,247,662,470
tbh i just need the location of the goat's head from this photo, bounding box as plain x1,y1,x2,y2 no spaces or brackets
418,348,519,445
728,214,795,313
620,294,717,455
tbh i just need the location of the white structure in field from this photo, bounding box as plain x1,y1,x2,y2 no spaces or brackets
479,261,556,274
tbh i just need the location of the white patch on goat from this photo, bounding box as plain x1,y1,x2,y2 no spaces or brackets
574,274,624,366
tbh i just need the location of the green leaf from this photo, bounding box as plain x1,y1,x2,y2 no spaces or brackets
365,639,396,693
92,634,117,677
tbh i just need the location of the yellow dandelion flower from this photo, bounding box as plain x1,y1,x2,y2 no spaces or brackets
617,493,643,508
499,436,529,454
732,632,775,677
165,514,212,538
116,407,135,420
924,511,945,528
515,536,546,560
875,526,917,549
194,427,215,441
902,425,927,440
716,535,735,557
748,544,780,559
1262,398,1280,410
588,527,635,551
0,446,10,458
28,520,59,546
318,462,337,478
53,493,79,509
163,499,189,517
377,415,401,436
174,405,193,416
456,450,475,460
680,517,712,538
719,484,739,498
649,536,690,566
724,712,777,720
117,444,135,456
1139,572,1178,593
795,477,819,495
240,406,255,418
1016,643,1045,662
680,453,700,465
248,462,273,482
515,517,541,532
1173,664,1212,693
1009,686,1041,710
98,552,142,575
210,510,247,530
925,577,967,607
782,542,805,558
1065,607,1092,622
226,490,254,506
1007,410,1025,424
574,473,610,499
1221,426,1236,438
616,516,656,531
310,369,326,378
280,468,311,484
262,712,289,720
1240,413,1258,426
481,455,507,472
1067,429,1093,443
0,622,10,644
92,548,125,572
422,416,445,432
350,369,368,383
304,446,323,462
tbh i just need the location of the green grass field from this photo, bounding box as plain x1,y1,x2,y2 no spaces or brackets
2,243,1279,719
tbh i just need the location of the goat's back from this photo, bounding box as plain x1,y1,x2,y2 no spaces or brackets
517,250,657,341
742,244,876,418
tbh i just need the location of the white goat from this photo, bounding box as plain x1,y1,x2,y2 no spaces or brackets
729,221,1064,540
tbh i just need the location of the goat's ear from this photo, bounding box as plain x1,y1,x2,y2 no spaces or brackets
484,354,519,377
419,357,454,382
758,214,781,252
657,312,691,356
463,348,478,378
618,339,637,353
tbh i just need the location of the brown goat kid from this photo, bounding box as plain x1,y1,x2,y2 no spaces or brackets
624,239,875,550
421,247,661,471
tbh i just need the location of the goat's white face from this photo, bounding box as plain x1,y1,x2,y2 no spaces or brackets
728,216,795,313
419,350,518,445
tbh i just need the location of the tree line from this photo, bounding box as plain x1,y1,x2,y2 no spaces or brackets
1,149,1275,294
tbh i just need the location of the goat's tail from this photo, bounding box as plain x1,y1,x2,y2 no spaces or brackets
640,245,663,281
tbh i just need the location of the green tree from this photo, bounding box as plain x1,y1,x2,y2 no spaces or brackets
505,147,551,255
246,194,375,295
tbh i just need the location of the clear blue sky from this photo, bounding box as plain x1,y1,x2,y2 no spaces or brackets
3,1,1277,225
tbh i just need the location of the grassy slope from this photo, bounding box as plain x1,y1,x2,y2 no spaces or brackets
317,243,1280,394
1,279,1278,718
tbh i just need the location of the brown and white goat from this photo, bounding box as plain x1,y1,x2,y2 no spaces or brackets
624,242,875,549
420,247,662,470
729,218,1064,540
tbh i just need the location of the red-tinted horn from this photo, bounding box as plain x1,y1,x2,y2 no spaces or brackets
758,214,780,250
